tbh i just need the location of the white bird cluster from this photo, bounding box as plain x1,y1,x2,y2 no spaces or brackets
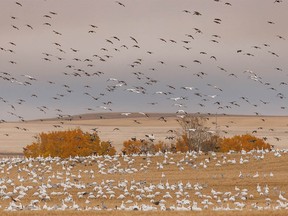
0,148,287,212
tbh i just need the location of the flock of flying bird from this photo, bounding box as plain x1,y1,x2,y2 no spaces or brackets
0,0,287,145
0,0,287,148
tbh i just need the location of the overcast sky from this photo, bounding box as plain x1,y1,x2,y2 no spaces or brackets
0,0,288,121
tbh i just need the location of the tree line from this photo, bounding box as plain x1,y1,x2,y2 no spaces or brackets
23,115,272,158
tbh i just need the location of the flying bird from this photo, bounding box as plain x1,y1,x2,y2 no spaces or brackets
183,10,191,13
115,1,125,7
130,36,138,44
15,1,22,6
26,24,33,29
193,11,202,16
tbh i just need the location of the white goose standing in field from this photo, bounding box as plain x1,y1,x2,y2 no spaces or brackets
279,192,287,201
239,171,244,178
253,172,259,178
191,201,202,211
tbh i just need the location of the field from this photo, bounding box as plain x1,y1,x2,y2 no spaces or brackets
0,113,288,215
0,149,287,215
1,113,288,154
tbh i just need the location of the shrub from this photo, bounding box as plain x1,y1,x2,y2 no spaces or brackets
153,141,170,153
175,134,189,152
122,139,143,155
23,128,116,158
121,139,170,155
175,134,220,152
201,135,221,152
177,114,214,151
219,134,271,152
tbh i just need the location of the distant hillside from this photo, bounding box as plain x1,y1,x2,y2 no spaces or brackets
29,112,286,123
30,112,184,122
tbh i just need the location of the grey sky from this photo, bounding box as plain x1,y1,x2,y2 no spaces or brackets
0,0,288,121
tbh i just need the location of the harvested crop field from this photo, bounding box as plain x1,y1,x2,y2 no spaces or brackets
0,148,287,215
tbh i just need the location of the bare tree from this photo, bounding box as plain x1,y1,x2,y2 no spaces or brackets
178,114,214,151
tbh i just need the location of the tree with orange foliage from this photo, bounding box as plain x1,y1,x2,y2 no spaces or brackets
122,139,143,155
219,134,271,152
23,128,116,158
